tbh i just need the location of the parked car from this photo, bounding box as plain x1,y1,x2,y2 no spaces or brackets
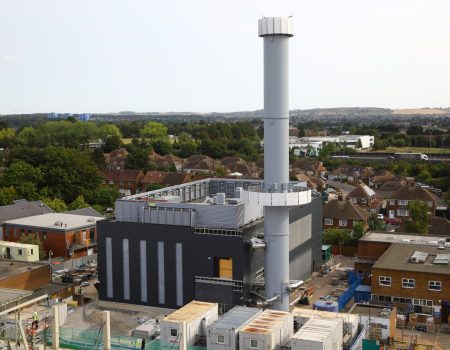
80,281,90,287
377,214,384,220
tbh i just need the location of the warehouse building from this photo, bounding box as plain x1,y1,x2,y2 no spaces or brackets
97,178,322,309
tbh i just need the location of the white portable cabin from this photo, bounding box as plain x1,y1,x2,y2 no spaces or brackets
207,306,262,350
291,308,359,340
291,318,343,350
160,301,218,350
239,310,293,350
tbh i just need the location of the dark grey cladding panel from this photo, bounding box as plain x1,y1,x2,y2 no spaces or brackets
195,282,244,312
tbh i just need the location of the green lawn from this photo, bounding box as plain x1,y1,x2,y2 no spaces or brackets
373,147,450,154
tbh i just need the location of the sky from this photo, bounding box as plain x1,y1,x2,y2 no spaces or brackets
1,0,449,114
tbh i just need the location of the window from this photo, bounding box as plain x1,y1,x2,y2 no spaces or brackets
250,339,258,349
374,295,392,302
402,278,415,288
393,297,412,304
388,199,395,205
427,201,433,208
43,232,47,240
413,299,433,306
379,276,391,286
397,209,409,217
429,281,442,291
17,249,23,256
170,329,178,337
324,218,333,226
108,180,114,185
217,335,225,344
398,200,408,206
339,219,347,227
360,198,367,203
349,197,357,203
30,249,34,255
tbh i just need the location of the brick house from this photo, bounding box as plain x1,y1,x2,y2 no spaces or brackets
330,165,374,185
323,199,370,230
141,171,192,189
371,243,450,319
183,155,218,173
101,169,145,195
3,213,104,259
104,148,129,170
368,170,395,189
291,160,327,177
386,185,437,220
346,184,384,214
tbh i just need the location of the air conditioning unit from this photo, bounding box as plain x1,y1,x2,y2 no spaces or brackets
411,257,418,263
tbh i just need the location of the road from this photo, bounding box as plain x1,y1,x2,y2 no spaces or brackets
326,180,355,197
332,155,450,163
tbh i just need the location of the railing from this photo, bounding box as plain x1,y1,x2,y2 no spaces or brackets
194,227,243,237
195,276,244,292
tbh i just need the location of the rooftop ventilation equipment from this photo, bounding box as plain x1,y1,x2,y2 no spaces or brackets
433,254,450,265
216,193,226,205
410,251,429,263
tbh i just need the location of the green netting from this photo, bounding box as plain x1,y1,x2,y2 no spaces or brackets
47,328,143,350
146,339,206,350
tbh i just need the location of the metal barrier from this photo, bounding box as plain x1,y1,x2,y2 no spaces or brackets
338,271,362,311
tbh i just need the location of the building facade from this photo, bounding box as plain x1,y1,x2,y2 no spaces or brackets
97,178,322,310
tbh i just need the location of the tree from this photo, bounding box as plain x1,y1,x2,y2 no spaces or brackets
18,234,46,259
99,124,122,140
87,187,121,208
0,128,16,148
0,186,16,206
152,139,173,155
41,197,68,212
352,221,365,239
1,161,43,200
368,216,384,231
125,147,154,171
102,135,122,153
406,200,429,234
69,195,89,210
145,183,165,192
141,121,168,140
297,124,305,137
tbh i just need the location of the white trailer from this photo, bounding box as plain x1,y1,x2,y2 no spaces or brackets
291,318,343,350
207,306,262,350
160,301,218,350
239,310,293,350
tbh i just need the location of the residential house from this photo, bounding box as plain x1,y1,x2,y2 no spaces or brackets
346,184,384,215
104,148,129,170
3,213,103,259
220,157,259,178
183,155,217,173
141,171,192,190
295,173,325,192
323,199,370,230
371,244,450,320
101,169,145,195
291,160,327,177
368,170,395,189
149,152,184,172
0,200,54,241
330,165,374,185
376,178,408,200
386,185,437,220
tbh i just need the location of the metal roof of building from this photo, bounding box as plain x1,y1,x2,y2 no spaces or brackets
163,300,216,323
208,306,261,331
240,310,291,335
360,232,445,246
292,318,342,341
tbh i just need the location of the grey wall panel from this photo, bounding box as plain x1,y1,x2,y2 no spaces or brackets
176,243,183,306
140,240,148,303
157,241,165,304
105,237,113,298
289,213,312,251
289,248,312,281
122,239,130,300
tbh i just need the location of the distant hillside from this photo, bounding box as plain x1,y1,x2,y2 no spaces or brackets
393,108,447,115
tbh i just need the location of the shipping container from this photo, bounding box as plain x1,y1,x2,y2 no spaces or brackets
292,308,358,339
160,300,218,350
291,318,343,350
239,310,293,350
207,306,262,350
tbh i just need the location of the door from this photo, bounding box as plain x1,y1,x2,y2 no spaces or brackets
6,247,11,259
389,210,395,219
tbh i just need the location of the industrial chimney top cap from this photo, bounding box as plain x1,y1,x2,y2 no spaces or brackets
258,17,293,37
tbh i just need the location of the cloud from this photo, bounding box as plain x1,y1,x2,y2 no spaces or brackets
0,54,14,62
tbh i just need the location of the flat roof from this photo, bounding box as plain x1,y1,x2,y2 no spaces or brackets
350,304,394,318
291,308,358,323
0,288,33,306
0,241,38,249
3,213,104,231
293,318,342,341
0,259,49,281
163,300,216,323
360,232,446,246
209,306,261,331
373,243,450,275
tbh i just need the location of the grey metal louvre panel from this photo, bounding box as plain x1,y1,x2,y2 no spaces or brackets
289,248,312,281
195,205,240,229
